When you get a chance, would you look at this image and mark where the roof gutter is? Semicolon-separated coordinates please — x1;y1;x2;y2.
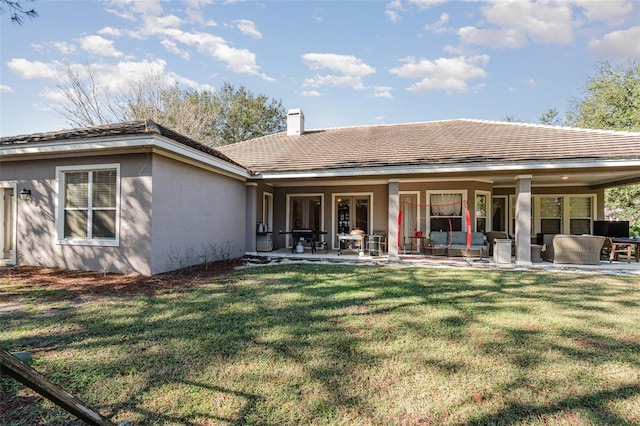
256;158;640;180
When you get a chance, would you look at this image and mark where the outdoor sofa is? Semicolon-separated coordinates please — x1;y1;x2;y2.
551;234;606;265
427;231;487;258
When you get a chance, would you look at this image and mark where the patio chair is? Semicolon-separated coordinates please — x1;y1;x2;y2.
603;237;633;263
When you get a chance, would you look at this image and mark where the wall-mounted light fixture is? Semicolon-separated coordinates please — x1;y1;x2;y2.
561;175;569;180
19;188;32;201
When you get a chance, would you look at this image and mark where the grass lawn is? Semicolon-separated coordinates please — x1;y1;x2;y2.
1;264;640;425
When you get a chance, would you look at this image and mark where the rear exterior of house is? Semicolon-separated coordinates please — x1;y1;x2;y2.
220;110;640;263
0;121;248;275
2;112;640;274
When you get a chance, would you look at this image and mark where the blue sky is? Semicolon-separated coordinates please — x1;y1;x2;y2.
1;0;639;137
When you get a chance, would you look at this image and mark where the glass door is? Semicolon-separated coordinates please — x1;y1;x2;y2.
335;195;369;249
290;196;321;231
336;196;369;233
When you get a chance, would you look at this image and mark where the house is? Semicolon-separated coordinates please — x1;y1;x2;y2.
0;120;250;275
2;110;640;274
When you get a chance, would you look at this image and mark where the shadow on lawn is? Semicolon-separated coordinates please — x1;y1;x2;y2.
463;384;640;426
2;263;640;425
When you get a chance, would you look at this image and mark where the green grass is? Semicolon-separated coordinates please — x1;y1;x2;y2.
1;264;640;425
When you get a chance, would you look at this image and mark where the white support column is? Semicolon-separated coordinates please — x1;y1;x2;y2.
245;183;258;255
515;175;532;265
388;179;400;260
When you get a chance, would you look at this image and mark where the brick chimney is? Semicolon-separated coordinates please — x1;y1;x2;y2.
287;108;304;136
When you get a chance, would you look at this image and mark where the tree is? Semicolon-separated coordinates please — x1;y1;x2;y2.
566;59;640;226
566;60;640;131
122;73;216;145
539;108;563;126
209;83;286;146
54;65;286;146
1;0;37;24
54;64;125;127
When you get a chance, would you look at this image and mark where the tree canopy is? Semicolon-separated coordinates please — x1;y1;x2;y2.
563;59;640;226
566;60;640;132
55;66;286;147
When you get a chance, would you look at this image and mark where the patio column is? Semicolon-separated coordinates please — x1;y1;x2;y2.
515;175;532;265
388;179;400;260
245;182;258;255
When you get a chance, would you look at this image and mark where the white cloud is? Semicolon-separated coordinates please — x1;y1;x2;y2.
371;86;393;98
98;1;268;80
162;28;272;80
302;53;375;76
523;78;536;88
53;42;76;55
458;1;575;49
79;35;123;57
387;0;445;22
7;58;59;80
302;53;375;90
588;26;640;59
573;0;633;25
458;26;528;49
184;0;214;24
98;27;123;37
235;19;262;39
161;39;190;59
385;0;403;23
300;90;321;97
0;85;14;93
424;12;450;34
408;0;446;9
105;0;163;20
390;55;490;93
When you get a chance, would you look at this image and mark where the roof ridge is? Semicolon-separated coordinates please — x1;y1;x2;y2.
457;118;640;135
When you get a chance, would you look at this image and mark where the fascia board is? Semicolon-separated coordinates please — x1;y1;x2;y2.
0;134;251;180
256;159;640;180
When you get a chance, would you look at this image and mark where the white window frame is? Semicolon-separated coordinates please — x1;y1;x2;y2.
491;195;508;234
567;195;596;235
475;190;492;233
509;194;597;236
399;190;421;237
285;193;324;248
0;182;18;266
55;164;121;247
426;190;468;234
263;192;273;232
331;192;374;250
537;196;564;235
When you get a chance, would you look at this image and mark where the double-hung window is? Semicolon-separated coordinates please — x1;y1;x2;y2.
57;164;120;246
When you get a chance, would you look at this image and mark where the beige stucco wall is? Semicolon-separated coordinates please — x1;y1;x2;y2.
0;154;153;274
149;154;245;274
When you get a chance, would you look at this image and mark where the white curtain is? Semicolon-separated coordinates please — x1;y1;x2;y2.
430;193;462;216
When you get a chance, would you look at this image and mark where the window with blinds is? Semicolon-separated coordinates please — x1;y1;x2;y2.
569;197;592;235
59;165;119;243
540;197;562;234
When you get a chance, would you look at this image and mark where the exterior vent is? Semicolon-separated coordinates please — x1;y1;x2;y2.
287;108;304;136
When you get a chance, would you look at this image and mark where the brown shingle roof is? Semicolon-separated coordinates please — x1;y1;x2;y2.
1;119;242;168
217;119;640;173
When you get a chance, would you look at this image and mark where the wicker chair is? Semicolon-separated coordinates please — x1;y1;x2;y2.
552;235;606;265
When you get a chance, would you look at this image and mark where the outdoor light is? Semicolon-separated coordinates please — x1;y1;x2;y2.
561;175;569;180
19;188;32;201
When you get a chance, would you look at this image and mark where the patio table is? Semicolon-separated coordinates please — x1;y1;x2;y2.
337;233;365;256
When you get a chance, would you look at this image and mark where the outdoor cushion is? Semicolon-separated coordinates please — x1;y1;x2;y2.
430;231;449;247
